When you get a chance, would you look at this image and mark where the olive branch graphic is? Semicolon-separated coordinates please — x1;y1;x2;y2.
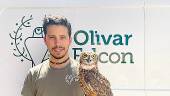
9;15;33;63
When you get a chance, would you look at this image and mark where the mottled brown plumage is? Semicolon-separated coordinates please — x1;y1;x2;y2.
79;52;113;96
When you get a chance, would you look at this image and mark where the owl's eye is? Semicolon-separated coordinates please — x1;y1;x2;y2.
91;54;96;59
82;53;88;58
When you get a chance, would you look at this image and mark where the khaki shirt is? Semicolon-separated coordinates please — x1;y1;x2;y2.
21;58;84;96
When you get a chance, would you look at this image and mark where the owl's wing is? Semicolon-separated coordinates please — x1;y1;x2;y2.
87;71;113;96
98;72;111;87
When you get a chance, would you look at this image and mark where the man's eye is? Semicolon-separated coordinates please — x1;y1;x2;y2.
49;36;55;39
60;36;66;39
48;36;55;38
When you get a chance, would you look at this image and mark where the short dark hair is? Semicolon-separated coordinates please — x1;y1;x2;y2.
43;16;71;37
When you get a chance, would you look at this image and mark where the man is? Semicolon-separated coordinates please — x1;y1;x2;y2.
21;16;84;96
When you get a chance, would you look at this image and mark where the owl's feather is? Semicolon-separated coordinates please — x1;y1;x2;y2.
79;52;113;96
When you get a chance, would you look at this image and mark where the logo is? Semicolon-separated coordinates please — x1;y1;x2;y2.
9;15;49;67
9;15;135;66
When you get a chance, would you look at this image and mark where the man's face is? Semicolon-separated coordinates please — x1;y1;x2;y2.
44;25;71;59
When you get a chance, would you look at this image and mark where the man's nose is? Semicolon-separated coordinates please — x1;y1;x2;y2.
54;38;61;45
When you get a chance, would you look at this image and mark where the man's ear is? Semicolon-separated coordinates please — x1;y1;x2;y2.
69;37;72;44
43;36;47;45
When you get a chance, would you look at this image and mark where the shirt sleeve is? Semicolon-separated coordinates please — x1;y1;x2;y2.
21;70;36;96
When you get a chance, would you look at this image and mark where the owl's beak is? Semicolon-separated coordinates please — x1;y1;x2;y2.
86;56;91;63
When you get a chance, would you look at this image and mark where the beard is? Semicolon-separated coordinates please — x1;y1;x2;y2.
50;45;69;59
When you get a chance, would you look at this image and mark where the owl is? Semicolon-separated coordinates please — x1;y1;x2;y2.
79;52;113;96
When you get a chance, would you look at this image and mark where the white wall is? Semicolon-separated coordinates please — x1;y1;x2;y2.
0;0;170;96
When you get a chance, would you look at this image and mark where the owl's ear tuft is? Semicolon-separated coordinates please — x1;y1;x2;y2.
80;52;84;57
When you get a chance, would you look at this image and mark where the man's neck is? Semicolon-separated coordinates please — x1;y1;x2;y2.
49;54;70;69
